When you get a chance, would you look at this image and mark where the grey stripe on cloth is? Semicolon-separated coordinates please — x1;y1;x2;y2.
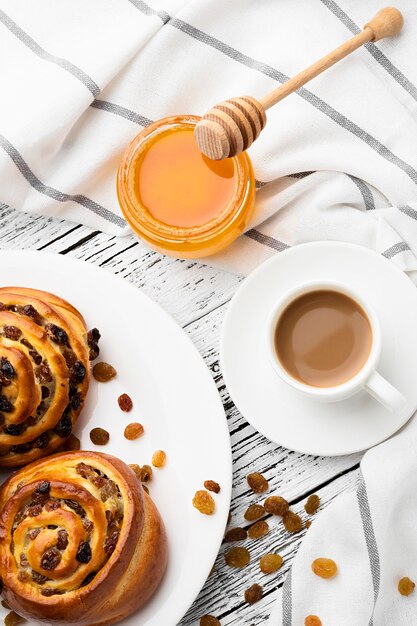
245;229;289;252
347;174;376;210
91;100;153;127
282;569;292;626
382;241;410;259
0;134;126;228
255;179;267;189
0;10;100;97
399;205;417;221
357;478;380;626
288;171;315;179
127;0;170;24
320;0;417;102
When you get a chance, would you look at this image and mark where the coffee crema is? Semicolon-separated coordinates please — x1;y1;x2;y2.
274;290;372;388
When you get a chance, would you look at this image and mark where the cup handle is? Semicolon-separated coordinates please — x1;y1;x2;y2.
363;370;406;413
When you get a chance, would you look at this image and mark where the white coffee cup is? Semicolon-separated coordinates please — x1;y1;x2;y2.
265;279;406;412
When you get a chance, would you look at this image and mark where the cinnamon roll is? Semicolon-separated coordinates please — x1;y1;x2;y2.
0;287;99;466
0;451;167;625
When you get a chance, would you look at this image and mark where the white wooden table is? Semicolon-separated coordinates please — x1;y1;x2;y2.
0;204;363;625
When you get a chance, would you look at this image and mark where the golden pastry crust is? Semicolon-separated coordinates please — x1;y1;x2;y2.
0;287;99;466
0;451;168;626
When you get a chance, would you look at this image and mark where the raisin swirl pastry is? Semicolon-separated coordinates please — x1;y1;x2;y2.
0;287;100;466
0;451;167;625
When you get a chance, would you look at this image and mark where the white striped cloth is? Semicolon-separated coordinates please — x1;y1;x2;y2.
0;0;417;279
269;415;417;626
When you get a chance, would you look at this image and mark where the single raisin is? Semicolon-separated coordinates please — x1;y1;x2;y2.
89;344;100;361
83;519;94;533
19;554;29;567
27;505;42;517
260;553;283;574
63;433;80;451
244;583;263;604
124;422;144;440
311;558;338;579
81;572;96;586
304;494;320;515
56;529;68;550
224;527;247;542
4;611;26;626
36;363;52;383
247;472;269;493
283;511;303;533
140;465;153;483
398;577;415;596
204;480;220;494
0;397;14;413
90;427;109;445
4;424;24;435
76;541;92;563
41;588;58;596
200;616;221;626
118;393;133;412
45;323;68;345
70;361;86;384
92;362;116;383
33;432;50;449
305;617;322;626
54;413;72;438
3;326;22;340
37;481;50;495
193;490;215;515
45;500;60;512
21;304;42;324
29;350;42;365
129;464;141;479
87;328;101;344
70;392;82;411
264;496;289;516
0;357;14;379
248;520;269;539
104;531;120;556
224;547;250;568
41;549;61;571
28;528;41;540
152;450;167;468
64;499;85;516
244;504;265;521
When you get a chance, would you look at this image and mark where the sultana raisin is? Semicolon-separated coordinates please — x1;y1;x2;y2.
204;480;220;494
283;511;303;533
90;427;109;445
118;393;133;412
305;617;322;626
248;520;269;539
260;553;283;574
311;558;338;579
264;496;289;516
244;504;265;521
398;577;415;596
63;434;81;451
247;472;268;493
244;583;263;604
140;465;153;483
152;450;167;468
76;541;92;563
200;616;221;626
41;549;61;571
224;546;250;568
224;527;247;542
124;422;144;440
193;490;215;515
129;464;141;479
4;612;26;626
92;362;117;383
304;494;320;515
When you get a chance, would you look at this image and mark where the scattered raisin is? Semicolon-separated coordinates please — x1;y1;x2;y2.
41;549;61;571
204;480;220;493
81;571;96;586
4;611;26;626
29;350;42;365
28;529;40;540
304;494;320;515
129;464;141;479
45;324;68;345
3;326;22;340
224;547;250;568
0;397;14;413
124;422;144;440
36;363;52;383
33;432;50;449
40;588;58;597
398;577;415;596
118;393;133;412
27;505;42;517
45;500;60;512
64;499;85;516
140;465;153;483
264;496;289;516
152;450;167;468
244;504;265;521
283;511;303;533
76;541;92;563
87;328;101;360
260;553;283;574
248;520;269;539
63;434;80;451
193;490;215;515
247;472;269;493
200;616;221;626
54;413;72;438
244;583;263;604
224;527;247;542
93;362;116;383
0;357;14;379
305;617;322;626
83;519;94;533
90;427;109;445
70;361;86;385
104;531;120;556
37;481;50;495
4;424;24;435
56;529;68;550
19;554;29;567
21;304;42;324
311;558;338;579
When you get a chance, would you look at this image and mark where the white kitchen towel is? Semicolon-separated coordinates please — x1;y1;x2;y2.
268;414;417;626
1;0;417;278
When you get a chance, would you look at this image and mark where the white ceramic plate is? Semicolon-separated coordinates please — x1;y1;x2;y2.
221;242;417;456
0;250;232;626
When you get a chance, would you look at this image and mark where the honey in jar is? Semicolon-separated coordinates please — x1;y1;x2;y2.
117;115;255;258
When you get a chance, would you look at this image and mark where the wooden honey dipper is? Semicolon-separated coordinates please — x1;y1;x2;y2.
194;7;404;160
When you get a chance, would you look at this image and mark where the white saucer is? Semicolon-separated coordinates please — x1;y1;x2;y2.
220;242;417;456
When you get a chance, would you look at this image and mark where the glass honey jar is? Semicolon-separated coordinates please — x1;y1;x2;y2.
117;115;255;258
